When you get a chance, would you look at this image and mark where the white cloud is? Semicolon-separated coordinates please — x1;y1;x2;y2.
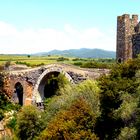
0;21;18;36
0;21;116;54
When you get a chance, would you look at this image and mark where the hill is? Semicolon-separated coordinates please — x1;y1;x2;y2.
34;48;116;58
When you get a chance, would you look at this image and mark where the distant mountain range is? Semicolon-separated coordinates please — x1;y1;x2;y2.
34;48;116;58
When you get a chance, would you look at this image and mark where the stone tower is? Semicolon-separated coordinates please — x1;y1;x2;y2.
116;14;139;62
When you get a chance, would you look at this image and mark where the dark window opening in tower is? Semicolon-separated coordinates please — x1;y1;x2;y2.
15;82;23;106
118;58;122;63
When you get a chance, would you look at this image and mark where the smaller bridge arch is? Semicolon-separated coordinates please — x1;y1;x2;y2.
14;82;24;106
33;67;73;104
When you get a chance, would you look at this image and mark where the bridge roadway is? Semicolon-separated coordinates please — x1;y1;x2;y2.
8;63;109;78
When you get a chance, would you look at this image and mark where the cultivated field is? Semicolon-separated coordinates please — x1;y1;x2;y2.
0;54;115;68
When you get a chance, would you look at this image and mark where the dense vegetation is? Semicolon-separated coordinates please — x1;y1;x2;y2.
96;58;140;139
1;57;140;139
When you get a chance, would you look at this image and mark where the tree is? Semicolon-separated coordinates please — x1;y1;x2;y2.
27;55;31;58
39;98;99;140
15;105;46;140
40;80;100;139
95;58;140;140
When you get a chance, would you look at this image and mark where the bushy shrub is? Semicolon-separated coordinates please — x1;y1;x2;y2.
44;80;100;123
57;57;69;61
15;61;31;67
41;80;100;139
81;61;110;69
39;98;99;140
117;127;137;140
15;105;46;140
7;114;17;131
72;58;88;61
73;61;83;66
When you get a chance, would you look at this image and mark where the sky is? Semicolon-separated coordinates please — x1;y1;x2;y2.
0;0;140;54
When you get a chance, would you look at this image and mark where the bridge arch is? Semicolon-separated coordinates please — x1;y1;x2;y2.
33;67;73;104
14;82;24;106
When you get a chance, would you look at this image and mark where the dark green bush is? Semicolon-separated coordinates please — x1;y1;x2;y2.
80;61;111;69
73;61;83;66
15;105;46;140
57;57;69;61
15;61;31;67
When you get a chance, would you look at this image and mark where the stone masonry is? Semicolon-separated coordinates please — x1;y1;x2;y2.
117;14;140;62
2;64;109;107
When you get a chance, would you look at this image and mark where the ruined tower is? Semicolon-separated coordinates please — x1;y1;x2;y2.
116;14;139;62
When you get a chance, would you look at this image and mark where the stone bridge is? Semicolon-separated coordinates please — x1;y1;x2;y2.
3;64;109;107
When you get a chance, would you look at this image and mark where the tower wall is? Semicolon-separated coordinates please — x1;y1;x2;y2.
116;14;138;62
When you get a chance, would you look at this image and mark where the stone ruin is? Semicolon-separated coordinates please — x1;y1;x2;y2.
116;14;140;62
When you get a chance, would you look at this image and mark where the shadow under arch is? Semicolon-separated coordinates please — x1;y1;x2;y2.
38;71;60;99
33;68;73;104
14;82;24;106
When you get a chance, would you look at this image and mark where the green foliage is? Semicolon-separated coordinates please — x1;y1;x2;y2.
0;109;4;120
15;105;46;140
7;114;17;131
15;61;31;67
118;127;137;140
27;55;30;58
72;58;88;61
15;61;45;67
3;57;140;139
44;80;100;125
43;73;70;100
39;98;99;140
95;58;140;139
78;60;113;69
135;73;140;139
57;57;69;61
39;80;100;139
73;61;83;66
56;73;71;93
0;54;116;68
40;79;101;140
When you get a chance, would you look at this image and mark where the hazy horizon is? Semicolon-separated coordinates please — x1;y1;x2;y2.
0;48;116;55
